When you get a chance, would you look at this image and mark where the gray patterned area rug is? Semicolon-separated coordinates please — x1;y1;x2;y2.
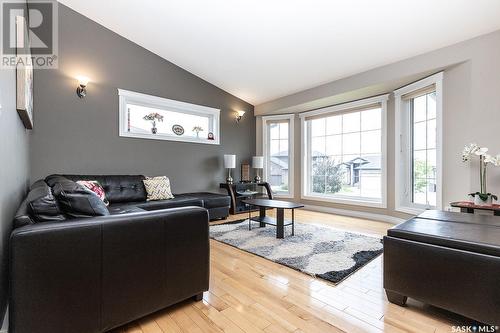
210;219;383;284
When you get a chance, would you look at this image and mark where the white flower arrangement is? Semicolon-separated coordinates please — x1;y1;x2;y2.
462;143;500;204
192;126;204;133
192;126;204;138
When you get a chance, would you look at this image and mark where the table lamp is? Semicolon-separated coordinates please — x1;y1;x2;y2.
252;156;264;183
224;154;236;184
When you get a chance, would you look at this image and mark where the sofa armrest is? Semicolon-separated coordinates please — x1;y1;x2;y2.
10;206;209;333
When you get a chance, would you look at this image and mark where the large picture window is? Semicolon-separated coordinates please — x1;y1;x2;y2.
119;89;220;145
300;95;388;207
394;72;443;214
262;114;295;197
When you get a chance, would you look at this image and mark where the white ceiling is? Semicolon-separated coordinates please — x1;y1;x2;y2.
58;0;500;105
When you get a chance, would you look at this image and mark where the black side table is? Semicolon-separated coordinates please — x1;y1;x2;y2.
220;182;273;214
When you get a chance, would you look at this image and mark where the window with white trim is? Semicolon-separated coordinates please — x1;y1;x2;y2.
300;95;388;207
119;89;220;145
394;73;443;214
262;114;294;197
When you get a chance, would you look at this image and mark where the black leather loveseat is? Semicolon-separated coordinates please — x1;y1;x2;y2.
10;174;228;333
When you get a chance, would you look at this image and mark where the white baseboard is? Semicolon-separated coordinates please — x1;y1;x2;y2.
303;204;405;225
0;307;7;333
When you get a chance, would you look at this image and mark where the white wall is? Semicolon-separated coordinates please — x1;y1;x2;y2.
0;67;31;327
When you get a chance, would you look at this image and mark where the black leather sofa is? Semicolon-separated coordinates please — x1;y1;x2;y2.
384;210;500;325
14;174;230;228
9;174;228;333
60;174;230;221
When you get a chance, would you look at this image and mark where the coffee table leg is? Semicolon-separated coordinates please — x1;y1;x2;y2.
259;206;266;227
292;209;295;236
248;207;251;230
276;208;284;239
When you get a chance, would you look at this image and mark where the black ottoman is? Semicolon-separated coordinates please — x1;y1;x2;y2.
384;210;500;325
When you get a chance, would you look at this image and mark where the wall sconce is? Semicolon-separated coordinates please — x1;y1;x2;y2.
235;110;245;122
76;76;90;98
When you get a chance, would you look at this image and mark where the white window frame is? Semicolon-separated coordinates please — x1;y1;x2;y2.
118;89;220;145
262;114;295;198
394;72;443;215
299;94;389;208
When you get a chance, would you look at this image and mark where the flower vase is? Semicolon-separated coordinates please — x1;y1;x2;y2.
474;194;492;206
151;121;157;134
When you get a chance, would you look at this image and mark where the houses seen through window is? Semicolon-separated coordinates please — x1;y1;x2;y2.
267;121;290;193
305;106;383;203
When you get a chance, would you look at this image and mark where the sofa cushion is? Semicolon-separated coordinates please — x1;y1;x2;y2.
181;192;230;209
14;198;35;229
107;205;146;215
135;195;203;211
26;180;66;222
52;175;147;204
48;176;110;218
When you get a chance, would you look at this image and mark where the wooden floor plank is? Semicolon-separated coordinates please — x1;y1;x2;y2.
137;315;164;333
154;312;183;333
183;304;224;333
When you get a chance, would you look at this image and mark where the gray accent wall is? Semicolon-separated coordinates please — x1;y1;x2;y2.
31;4;255;192
0;67;30;325
256;29;500;220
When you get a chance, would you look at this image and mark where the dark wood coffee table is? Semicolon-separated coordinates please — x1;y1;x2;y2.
242;199;304;238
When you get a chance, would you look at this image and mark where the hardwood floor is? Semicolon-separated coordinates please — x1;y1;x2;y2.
112;210;468;333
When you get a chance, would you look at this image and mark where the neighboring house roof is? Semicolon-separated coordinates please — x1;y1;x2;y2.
344;155;381;170
270;156;289;170
288;153;381;171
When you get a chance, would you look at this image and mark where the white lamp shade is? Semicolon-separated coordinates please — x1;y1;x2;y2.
223;154;236;168
252;156;264;169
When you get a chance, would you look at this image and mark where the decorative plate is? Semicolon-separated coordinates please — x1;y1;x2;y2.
172;124;184;136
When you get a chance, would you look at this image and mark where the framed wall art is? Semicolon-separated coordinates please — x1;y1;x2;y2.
15;15;34;129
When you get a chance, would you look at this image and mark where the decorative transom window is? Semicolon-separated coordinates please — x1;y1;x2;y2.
300;95;388;208
118;89;220;145
394;72;443;214
262;114;295;197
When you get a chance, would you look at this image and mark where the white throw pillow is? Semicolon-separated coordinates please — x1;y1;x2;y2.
143;176;174;201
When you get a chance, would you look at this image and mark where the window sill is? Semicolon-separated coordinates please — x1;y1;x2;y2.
301;194;386;209
395;205;427;216
273;192;294;199
119;131;220;145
